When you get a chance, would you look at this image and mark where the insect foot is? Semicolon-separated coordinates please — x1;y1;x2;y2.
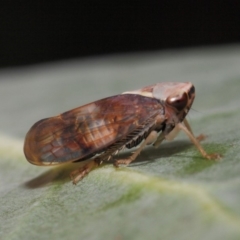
204;153;222;161
114;158;133;168
196;134;207;142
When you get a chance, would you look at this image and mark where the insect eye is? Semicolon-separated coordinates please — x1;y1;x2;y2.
166;92;188;111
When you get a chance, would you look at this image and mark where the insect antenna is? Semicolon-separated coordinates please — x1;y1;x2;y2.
190;107;201;113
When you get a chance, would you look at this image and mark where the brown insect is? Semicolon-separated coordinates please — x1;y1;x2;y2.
24;82;220;184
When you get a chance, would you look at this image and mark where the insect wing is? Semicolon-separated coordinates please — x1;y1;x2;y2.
24;94;163;166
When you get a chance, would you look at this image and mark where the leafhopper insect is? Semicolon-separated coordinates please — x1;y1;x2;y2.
24;82;220;184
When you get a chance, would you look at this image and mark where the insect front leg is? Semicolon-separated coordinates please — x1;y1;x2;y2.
114;130;158;167
70;158;101;184
177;122;221;160
153;119;206;149
183;119;207;142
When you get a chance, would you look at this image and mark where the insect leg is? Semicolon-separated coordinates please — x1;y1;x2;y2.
183;119;207;142
177;122;221;160
154;121;182;147
154;119;207;149
114;130;158;167
70;159;101;184
183;118;194;135
153;131;165;148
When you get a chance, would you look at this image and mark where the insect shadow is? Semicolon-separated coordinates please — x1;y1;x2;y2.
23;140;193;189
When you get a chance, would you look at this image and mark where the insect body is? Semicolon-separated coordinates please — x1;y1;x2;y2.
24;82;220;184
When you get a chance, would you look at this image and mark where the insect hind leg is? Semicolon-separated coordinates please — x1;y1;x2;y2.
114;130;158;167
70;158;101;184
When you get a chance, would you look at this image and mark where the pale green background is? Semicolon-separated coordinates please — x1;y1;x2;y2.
0;45;240;240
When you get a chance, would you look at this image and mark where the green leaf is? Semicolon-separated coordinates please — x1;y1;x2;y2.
1;45;240;240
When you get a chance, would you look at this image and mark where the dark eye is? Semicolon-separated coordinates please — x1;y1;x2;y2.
166;92;188;111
